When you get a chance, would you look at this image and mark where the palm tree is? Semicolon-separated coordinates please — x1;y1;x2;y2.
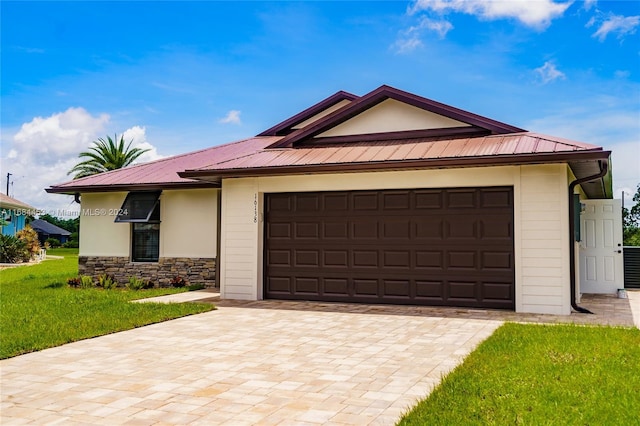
68;134;150;179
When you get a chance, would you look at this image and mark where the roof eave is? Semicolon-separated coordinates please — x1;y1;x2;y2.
46;181;220;195
180;150;611;180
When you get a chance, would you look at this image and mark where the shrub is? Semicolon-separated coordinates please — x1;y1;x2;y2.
79;275;94;289
127;276;146;291
0;235;29;263
62;240;79;248
16;226;41;259
67;277;81;288
170;276;187;287
97;274;117;290
45;238;61;248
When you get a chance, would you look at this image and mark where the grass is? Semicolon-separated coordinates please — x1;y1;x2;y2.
398;322;640;425
0;248;215;359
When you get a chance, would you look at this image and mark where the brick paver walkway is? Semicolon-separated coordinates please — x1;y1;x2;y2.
2;291;637;425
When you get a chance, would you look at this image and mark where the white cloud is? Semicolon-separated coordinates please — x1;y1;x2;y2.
525;105;640;198
409;0;570;30
0;109;164;216
121;126;165;163
590;14;640;41
219;110;242;125
534;61;566;84
582;0;597;12
393;17;452;53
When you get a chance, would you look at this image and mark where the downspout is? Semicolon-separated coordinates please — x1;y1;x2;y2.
215;189;222;290
568;159;608;314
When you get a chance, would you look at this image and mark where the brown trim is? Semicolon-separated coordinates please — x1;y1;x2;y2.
45;181;219;194
299;126;490;146
258;91;358;136
179;150;611;179
267;85;527;149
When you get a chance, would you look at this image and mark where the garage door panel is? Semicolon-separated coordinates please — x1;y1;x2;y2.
267;222;292;239
415;220;445;239
324;193;349;211
295;194;320;211
268;250;291;267
295;277;320;294
353;250;379;268
383;192;411;210
265;187;514;309
481;189;512;208
449;281;478;300
383;220;411;239
294;250;319;267
354;279;379;296
295;222;319;239
324;278;349;295
353;192;378;210
323;250;349;268
482;282;513;301
323;222;348;239
383;250;411;268
448;218;478;239
415;190;443;209
416;251;444;269
383;280;411;297
448;251;477;269
267;276;292;294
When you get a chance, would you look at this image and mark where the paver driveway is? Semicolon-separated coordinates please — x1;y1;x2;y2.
1;301;502;425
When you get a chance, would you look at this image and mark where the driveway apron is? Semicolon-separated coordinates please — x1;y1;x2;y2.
1;302;501;425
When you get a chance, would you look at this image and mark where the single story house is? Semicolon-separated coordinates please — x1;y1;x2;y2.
47;85;623;315
30;219;72;245
0;193;36;236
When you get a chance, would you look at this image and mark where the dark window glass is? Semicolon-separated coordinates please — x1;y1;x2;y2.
132;223;160;262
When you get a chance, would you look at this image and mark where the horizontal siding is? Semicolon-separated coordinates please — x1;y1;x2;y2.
220;179;259;300
518;164;569;315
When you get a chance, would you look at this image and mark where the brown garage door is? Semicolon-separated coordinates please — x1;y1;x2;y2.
264;187;514;309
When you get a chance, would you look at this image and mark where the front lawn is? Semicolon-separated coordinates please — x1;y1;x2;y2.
398;322;640;425
0;249;214;359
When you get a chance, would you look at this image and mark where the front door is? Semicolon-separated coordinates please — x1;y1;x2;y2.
579;199;624;293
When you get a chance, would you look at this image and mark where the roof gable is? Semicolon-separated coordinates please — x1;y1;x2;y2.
268;85;526;149
258;91;358;136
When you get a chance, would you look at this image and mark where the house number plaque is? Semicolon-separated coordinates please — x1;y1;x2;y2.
253;194;258;223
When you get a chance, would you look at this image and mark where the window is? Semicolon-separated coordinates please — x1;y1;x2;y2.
132;223;160;262
115;192;161;262
115;191;161;222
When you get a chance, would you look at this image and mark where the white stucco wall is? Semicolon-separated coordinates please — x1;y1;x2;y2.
80;188;218;259
79;192;130;256
318;99;470;137
219;163;573;315
161;189;218;258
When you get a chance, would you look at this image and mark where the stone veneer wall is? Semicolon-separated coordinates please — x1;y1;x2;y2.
79;256;216;287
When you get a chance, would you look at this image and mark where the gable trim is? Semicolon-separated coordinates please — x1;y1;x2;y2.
258;91;358;136
267;85;526;149
301;126;491;146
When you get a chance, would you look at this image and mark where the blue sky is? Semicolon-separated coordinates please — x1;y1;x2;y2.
1;0;639;213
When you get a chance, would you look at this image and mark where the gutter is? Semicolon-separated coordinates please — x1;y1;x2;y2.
568;159;608;314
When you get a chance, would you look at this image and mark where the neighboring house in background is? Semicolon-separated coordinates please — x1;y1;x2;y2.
47;85;623;315
0;193;35;236
30;219;72;245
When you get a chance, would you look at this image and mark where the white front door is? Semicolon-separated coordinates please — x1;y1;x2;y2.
579;199;624;294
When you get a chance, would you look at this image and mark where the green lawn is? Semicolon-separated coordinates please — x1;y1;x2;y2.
398;322;640;425
0;248;214;359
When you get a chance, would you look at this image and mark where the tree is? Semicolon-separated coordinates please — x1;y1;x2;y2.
623;184;640;246
68;134;150;179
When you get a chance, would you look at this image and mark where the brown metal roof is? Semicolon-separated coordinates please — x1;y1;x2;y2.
46;137;280;193
182;132;604;175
